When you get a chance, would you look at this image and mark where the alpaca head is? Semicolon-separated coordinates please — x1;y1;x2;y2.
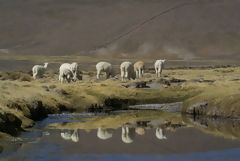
44;62;48;68
72;75;77;82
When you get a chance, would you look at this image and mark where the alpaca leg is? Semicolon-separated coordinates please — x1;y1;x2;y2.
158;70;161;78
97;70;101;79
141;69;144;78
138;69;142;78
60;77;64;83
158;67;162;78
160;68;163;77
135;71;139;79
106;72;110;79
121;70;125;81
33;73;37;80
59;74;62;81
155;68;158;77
125;71;128;80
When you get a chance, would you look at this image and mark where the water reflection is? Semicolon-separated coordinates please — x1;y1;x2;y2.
60;129;79;142
58;121;170;143
156;128;167;140
97;128;113;140
122;125;135;144
53;112;240;144
2;111;240;160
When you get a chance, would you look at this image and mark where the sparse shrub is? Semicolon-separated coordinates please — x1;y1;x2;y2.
0;72;32;81
22;84;31;87
45;69;58;78
87;71;95;77
42;86;49;91
49;85;57;89
19;73;32;81
56;89;69;95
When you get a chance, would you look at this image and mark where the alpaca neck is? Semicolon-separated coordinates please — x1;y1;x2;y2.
44;64;48;68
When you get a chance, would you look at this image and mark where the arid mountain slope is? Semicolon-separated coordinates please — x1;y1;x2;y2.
0;0;239;59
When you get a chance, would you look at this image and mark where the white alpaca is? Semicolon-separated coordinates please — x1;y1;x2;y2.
59;64;76;83
121;126;135;144
32;63;48;79
154;59;166;78
134;61;144;79
60;129;79;142
70;62;78;79
60;63;78;78
120;61;135;81
96;62;114;80
155;128;167;140
97;128;113;140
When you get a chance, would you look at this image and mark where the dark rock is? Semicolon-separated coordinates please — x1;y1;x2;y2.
104;98;137;110
87;104;112;113
28;100;48;120
169;78;186;83
135;81;150;88
187;102;208;116
0;113;23;136
121;81;150;88
159;79;171;86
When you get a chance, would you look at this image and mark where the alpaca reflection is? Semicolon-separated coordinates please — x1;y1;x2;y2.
60;129;79;142
122;125;135;144
97;128;113;140
155;128;167;140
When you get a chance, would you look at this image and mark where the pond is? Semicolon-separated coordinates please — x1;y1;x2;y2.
1;111;240;161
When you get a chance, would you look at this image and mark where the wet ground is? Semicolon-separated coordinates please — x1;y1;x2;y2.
1;111;240;161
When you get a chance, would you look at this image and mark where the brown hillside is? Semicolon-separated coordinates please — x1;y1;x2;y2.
0;0;239;59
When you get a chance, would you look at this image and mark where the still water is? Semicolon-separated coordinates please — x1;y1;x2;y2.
1;111;240;161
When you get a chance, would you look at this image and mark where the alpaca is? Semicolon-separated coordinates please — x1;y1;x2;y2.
70;62;78;79
59;64;76;83
154;59;166;78
120;61;135;81
60;63;79;80
96;61;115;80
32;63;48;79
134;61;144;79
